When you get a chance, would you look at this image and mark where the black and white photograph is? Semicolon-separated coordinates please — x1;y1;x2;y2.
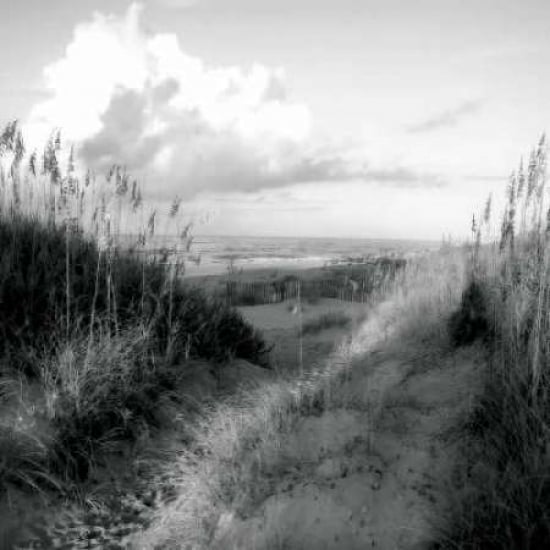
0;1;549;548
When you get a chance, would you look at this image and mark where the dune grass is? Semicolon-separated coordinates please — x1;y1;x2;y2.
135;248;466;549
436;135;550;549
0;117;474;548
0;121;270;500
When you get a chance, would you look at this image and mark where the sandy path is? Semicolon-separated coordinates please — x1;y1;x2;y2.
211;337;481;549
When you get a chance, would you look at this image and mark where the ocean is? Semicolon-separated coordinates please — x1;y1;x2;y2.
141;235;440;277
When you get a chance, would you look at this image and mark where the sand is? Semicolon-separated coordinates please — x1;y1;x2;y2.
2;296;366;549
4;282;481;550
209;317;482;549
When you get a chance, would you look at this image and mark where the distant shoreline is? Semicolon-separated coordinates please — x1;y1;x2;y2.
134;234;441;278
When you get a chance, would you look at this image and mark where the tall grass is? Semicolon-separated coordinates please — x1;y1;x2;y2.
0;120;269;497
135;248;466;549
437;135;550;549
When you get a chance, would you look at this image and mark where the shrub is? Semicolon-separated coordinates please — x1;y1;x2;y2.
0;214;157;373
155;287;271;367
44;329;174;481
0;215;270;374
0;120;271;490
448;279;490;346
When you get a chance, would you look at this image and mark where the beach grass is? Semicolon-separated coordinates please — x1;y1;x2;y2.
0;117;476;549
135;245;466;549
434;135;550;549
0;121;270;506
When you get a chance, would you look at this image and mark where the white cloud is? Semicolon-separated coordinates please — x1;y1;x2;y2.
25;2;441;200
152;0;198;8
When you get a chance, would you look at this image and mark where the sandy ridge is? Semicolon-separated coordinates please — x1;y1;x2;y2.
211;319;481;549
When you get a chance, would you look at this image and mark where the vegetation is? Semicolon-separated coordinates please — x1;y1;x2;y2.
299;310;352;335
0;121;269;498
436;135;550;549
447;279;489;346
5;113;526;549
223;261;405;306
135;242;464;549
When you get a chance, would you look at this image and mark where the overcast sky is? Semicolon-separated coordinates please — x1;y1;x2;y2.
1;0;549;239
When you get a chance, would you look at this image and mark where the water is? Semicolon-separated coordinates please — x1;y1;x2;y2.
138;234;439;277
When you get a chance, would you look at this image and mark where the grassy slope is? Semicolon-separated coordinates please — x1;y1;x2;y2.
0;122;271;547
8;118;550;549
134;248;467;549
434;137;550;549
0;121;415;548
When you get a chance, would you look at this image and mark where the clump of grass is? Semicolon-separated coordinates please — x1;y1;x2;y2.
0;120;270;495
0;377;62;495
44;327;180;481
0;420;60;494
447;279;490;346
435;135;550;549
299;311;352;335
434;366;550;550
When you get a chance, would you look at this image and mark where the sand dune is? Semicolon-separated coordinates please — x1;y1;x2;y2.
210;334;481;549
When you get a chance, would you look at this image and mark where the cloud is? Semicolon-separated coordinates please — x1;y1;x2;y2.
26;3;442;199
363;167;444;187
0;87;51;100
152;0;198;9
407;99;483;133
462;174;506;182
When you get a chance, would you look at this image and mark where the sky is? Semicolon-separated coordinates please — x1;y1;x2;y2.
1;0;549;239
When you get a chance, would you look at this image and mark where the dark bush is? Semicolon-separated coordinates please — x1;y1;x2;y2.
0;215;270;373
448;279;489;346
152;286;271;367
